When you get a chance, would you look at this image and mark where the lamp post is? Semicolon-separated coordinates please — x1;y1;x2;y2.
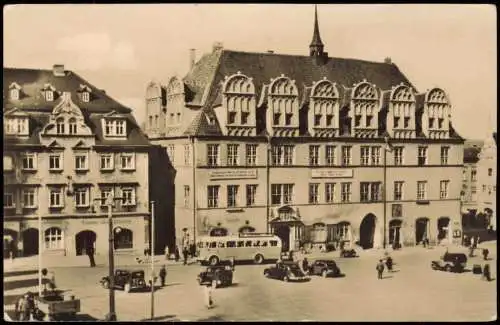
383;135;393;250
38;214;43;298
266;134;272;234
150;201;155;320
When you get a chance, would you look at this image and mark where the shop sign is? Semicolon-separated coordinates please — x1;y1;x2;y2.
209;169;257;180
311;169;353;179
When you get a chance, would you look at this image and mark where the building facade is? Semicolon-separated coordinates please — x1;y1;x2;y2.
3;65;151;258
461;142;482;215
476;133;497;230
147;7;465;251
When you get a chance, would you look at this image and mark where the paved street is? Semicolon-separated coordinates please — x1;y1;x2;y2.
4;242;497;321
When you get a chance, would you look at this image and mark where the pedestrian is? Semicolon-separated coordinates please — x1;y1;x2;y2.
376;259;385;279
482;264;491;281
204;283;214;309
19;293;31;321
164;245;170;260
159;265;167;287
182;246;189;265
482;248;489;261
476;236;480;248
175;246;180;262
302;257;309;274
17;240;23;258
386;256;393;272
469;245;475;257
470;236;475;249
15;295;24;321
463;234;468;247
87;247;96;267
422;237;427;248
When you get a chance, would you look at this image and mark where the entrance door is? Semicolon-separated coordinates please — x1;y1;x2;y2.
389;220;402;248
274;225;290;252
437;217;450;242
23;228;39;256
359;214;376;249
415;218;429;244
75;230;97;256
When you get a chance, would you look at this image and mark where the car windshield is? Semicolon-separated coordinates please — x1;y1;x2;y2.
325;261;336;267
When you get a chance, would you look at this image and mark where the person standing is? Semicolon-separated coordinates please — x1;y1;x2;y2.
182;246;189;265
386;256;394;272
462;234;468;247
470;236;475;249
204;283;214;309
376;259;385;279
159;265;167;287
482;248;489;261
302;257;309;275
175;246;180;262
87;247;96;267
17;240;23;258
482;264;491;281
164;245;170;260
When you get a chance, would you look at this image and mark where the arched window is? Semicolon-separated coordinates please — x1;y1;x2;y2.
56;118;65;134
239;226;256;234
114;228;133;249
155;115;159;128
68;118;77;135
209;227;228;237
10;89;19;100
44;227;63;249
149;116;153;128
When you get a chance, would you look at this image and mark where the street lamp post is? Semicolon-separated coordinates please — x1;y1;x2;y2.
38;214;43;298
266;134;272;234
150;201;155;320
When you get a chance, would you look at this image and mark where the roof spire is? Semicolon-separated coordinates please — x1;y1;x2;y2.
309;4;324;57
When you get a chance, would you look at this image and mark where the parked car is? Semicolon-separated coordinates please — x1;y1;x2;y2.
264;261;309;282
340;249;357;258
197;264;234;288
431;252;467;273
308;259;342;278
100;269;149;293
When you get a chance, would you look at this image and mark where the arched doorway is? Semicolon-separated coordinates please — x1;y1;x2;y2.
415;218;430;244
389;220;402;248
209;227;228;237
274;225;290;252
75;230;97;256
437;217;450;242
23;228;39;256
359;214;377;249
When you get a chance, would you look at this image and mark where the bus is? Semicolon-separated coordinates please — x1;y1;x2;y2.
196;233;282;265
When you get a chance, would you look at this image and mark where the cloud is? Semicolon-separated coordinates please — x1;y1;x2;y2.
55;32;137;71
115;97;145;123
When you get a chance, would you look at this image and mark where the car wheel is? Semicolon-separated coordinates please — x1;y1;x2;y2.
102;280;110;289
264;270;269;278
283;276;289;282
209;256;219;266
254;254;264;264
124;283;131;293
322;270;328;278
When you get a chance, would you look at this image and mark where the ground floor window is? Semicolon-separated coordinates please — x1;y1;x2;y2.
210;227;228;237
309;223;327;243
44;227;63;249
114;228;133;249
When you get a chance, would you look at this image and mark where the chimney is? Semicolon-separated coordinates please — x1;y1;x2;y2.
384;57;392;64
212;42;223;52
267;50;274;54
189;49;196;69
53;64;65;77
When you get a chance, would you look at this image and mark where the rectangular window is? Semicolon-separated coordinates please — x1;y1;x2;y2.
246;144;257;166
228;112;236;124
438;118;444;129
417;181;427;201
167;145;175;164
81;92;90;102
271;184;282;205
360;182;370;202
366;115;373;127
121;187;136;206
207;144;220;166
45;91;54;102
309;145;320;166
273;113;281;125
404;117;410;128
104;120;113;136
120;153;135;170
325;145;336;166
488;168;493;176
100;154;114;170
285;113;293;125
22;188;36;208
4;192;15;208
440;180;449;199
418;147;427;166
49;188;63;207
309;183;319;204
227;185;239;207
22;153;36;170
246;184;257;207
207;185;220;208
241;112;249;125
115;120;126;136
393;147;404;166
325;183;335;203
271;184;294;205
371;147;381;166
341;183;352;203
341;146;351;166
283;146;294;166
355;115;362;127
75;152;89;171
271;145;283;166
314;115;321;126
440;146;449;165
49;153;62;171
429;118;435;129
360;147;370;166
393;117;400;128
370;183;381;201
184;145;191;166
184;185;190;208
100;188;113;206
283;184;294;204
75;187;89;207
227;144;239;166
326;115;333;126
471;169;477;181
394;181;404;201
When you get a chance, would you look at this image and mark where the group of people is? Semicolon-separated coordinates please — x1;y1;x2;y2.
376;253;395;280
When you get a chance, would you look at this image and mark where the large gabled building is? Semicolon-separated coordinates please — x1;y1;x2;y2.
3;65;152;258
147;6;465;252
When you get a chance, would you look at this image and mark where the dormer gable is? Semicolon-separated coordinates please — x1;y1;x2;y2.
77;84;93;102
41;83;57;101
72;140;93;149
308;77;340;137
101;111;128;138
3;108;29;136
387;83;417;139
164;76;186;127
8;82;22;100
349;80;381;138
47;140;65;149
41;92;92;137
421;87;451;139
266;74;300;137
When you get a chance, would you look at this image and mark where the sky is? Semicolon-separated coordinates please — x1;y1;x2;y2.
3;4;497;140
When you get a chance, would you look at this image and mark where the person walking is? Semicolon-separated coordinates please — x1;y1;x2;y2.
159;265;167;287
19;293;31;321
175;246;180;262
182;246;189;265
386;256;394;272
376;259;385;279
87;247;96;267
462;234;468;247
482;264;491;281
470;236;475;250
204;283;214;309
164;245;170;260
482;248;489;261
302;257;310;275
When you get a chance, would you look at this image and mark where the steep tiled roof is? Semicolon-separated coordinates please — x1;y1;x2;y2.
183;110;223;136
3;67;150;147
464;146;481;163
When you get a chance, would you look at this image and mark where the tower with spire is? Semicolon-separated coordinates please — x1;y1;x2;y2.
309;4;328;63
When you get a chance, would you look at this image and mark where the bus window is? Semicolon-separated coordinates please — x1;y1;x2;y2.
197;242;204;248
227;241;236;248
253;240;261;247
270;240;278;247
217;242;225;248
261;241;268;247
245;241;252;247
209;242;217;249
237;241;244;247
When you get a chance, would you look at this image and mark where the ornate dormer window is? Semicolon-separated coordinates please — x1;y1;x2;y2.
422;88;451;139
221;72;256;136
3;108;29;136
388;84;416;139
102;113;127;138
78;84;92;103
41;83;57;102
308;78;340;137
56;117;65;134
9;82;21;100
266;74;299;137
349;80;381;138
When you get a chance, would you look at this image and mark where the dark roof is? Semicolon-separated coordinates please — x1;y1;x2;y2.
464;147;481;163
3;67;150;147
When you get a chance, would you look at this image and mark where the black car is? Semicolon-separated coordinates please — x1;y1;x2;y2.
197;264;233;288
100;269;149;293
308;259;342;278
431;252;467;273
264;262;309;282
340;249;357;258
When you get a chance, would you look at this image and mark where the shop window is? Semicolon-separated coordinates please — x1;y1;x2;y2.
114;228;133;249
44;227;63;249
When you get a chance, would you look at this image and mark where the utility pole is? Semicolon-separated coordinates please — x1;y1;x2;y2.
150;201;155;320
38;214;42;298
266;134;271;234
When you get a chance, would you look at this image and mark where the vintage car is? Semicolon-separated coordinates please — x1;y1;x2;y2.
100;269;149;293
263;261;309;282
340;248;357;258
431;252;467;273
197;264;234;288
15;291;80;321
308;259;342;278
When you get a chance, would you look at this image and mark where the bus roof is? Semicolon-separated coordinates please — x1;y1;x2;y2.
197;234;281;241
